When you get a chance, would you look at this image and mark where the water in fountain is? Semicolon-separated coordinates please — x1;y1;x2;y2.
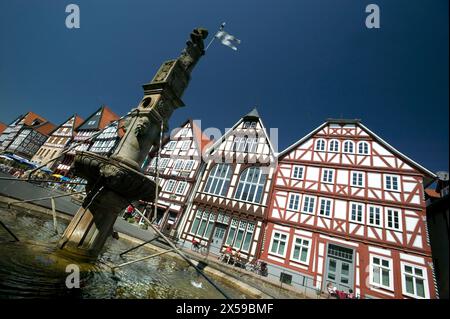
0;208;250;299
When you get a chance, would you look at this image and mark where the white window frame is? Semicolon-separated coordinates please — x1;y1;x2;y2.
329;139;340;153
173;159;185;171
164;179;176;193
203;164;232;197
165;141;177;151
301;195;316;215
287;193;301;212
351;171;365;188
384;174;400;192
290;235;311;265
369;254;394;291
343;140;355;153
367;204;383;227
315;139;326;151
269;231;289;258
291;165;305;180
322;168;335;184
350;202;365;224
175;181;188;195
400;262;429;299
318;198;332;217
357;141;370;155
385;208;402;231
234;167;267;204
183;160;195;171
180;140;191;151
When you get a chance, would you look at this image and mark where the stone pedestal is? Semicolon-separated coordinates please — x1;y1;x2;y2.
58;190;128;260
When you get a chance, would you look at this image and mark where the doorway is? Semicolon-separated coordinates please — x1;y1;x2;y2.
324;243;355;292
209;224;227;256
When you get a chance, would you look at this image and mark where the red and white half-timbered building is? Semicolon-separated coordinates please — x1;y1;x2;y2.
260;119;437;299
144;119;211;236
178;109;277;261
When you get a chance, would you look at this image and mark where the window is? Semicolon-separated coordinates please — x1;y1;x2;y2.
402;264;428;298
225;219;255;252
291;237;311;264
180;140;191;151
164;180;176;193
315;139;326;151
351;171;364;187
302;196;316;214
88;120;96;125
370;256;393;290
246;137;258;153
343;140;354;153
367;205;382;227
358;141;369;154
175;181;188;195
234;167;267;203
386;208;401;231
319;198;332;217
204;164;232;196
184;160;195;171
385;175;400;191
270;231;288;257
233;136;257;153
292;165;304;180
159;158;169;169
329;140;339;152
178;128;189;137
243;121;257;129
288;193;301;211
166;141;176;151
322;169;334;184
350;202;364;223
173;159;185;170
190;210;216;239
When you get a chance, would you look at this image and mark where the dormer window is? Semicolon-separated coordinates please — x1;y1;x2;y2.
31;119;42;126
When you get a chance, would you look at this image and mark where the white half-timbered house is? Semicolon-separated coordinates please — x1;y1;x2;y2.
260;119;438;299
178;109;277;262
143;119;211;236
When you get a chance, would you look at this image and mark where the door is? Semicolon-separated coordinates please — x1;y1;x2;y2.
209;224;227;256
324;244;355;292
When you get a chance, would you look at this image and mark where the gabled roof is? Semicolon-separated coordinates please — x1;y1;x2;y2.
0;122;6;134
76;105;120;131
48;114;85;136
204;107;277;156
279;119;436;179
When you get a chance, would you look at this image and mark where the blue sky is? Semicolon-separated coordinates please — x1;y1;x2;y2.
0;0;448;172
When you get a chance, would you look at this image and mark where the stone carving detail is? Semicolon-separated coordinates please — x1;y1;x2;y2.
179;28;209;73
134;117;150;137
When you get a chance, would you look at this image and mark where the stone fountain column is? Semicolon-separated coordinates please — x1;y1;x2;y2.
58;28;209;260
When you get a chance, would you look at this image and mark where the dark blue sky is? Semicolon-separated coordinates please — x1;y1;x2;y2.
0;0;448;172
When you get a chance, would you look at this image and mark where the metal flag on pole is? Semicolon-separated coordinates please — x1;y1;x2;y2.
205;22;241;51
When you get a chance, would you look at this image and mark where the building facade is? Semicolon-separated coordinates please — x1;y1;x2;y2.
55;105;119;175
260;119;438;299
88;120;124;157
143;119;211;236
31;114;84;169
425;176;449;299
178;109;277;261
0;112;55;159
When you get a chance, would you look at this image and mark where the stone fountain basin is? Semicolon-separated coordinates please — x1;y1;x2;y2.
72;151;159;203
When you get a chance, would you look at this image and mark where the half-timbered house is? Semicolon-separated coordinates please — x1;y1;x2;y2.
55;105;119;175
178;109;277;261
31;114;84;169
260;119;437;299
143;119;212;236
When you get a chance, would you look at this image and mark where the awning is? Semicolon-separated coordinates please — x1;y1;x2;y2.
3;153;37;168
